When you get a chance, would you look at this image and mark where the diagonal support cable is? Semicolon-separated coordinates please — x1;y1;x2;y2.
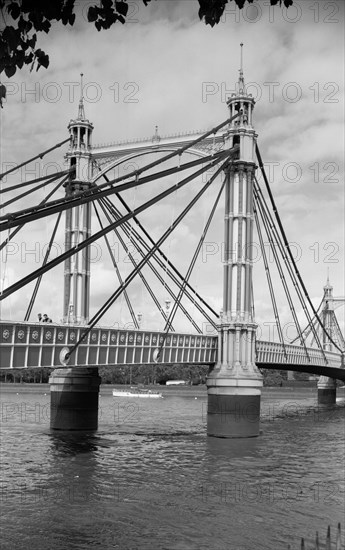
256;144;342;354
0;150;229;230
99;196;202;332
100;195;216;329
254;175;327;351
290;295;324;344
24;211;62;321
155;173;227;360
99;168;220;320
253;202;287;358
0;138;70;180
65;157;229;359
254;184;311;360
97;198;179;331
0;176;68;253
0;169;71;195
1;171;70;209
0;154;225;301
93;202;139;329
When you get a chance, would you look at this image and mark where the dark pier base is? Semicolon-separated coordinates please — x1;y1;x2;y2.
317;387;337;405
207;392;261;438
317;376;337;405
49;367;101;430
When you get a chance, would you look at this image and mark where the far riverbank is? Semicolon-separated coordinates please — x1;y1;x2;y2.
1;382;344;398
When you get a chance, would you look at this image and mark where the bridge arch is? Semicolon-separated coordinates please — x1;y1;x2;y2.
91;146;218;184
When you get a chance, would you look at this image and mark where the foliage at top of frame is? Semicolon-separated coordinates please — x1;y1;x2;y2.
0;0;293;79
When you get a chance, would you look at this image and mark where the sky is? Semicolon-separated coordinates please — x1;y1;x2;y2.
0;0;344;340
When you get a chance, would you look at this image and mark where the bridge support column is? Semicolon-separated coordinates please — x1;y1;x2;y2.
207;323;263;438
317;376;336;405
49;367;101;430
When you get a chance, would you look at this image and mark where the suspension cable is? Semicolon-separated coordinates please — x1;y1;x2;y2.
0;169;71;195
100;196;203;332
254;179;331;360
0;138;70;180
101;195;216;329
155;172;227;360
253;202;287;357
65;158;229;359
290;295;324;344
0;176;67;253
99;170;220;320
24;211;62;321
0;150;229;231
97;197;178;331
0;154;226;302
254;184;310;359
1;171;69;210
89;160;225;332
93;202;139;329
332;314;345;350
256;144;342;354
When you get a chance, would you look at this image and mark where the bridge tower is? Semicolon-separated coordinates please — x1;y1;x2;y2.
63;74;93;325
206;46;263;437
50;75;101;431
317;277;337;404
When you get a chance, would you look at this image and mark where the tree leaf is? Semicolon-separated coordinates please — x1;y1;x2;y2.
7;1;21;20
88;6;98;22
115;1;129;17
3;26;20;51
5;64;16;78
38;53;49;69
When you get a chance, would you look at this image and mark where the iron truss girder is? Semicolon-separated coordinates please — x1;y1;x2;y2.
91;129;227;164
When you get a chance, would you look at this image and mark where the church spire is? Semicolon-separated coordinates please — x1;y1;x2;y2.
78;72;85;120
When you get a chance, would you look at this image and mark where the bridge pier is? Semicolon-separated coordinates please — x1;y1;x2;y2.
317;376;337;405
49;367;101;430
205;66;264;438
207;375;262;438
207;323;263;438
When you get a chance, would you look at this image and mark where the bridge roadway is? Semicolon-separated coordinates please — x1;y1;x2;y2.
0;321;344;380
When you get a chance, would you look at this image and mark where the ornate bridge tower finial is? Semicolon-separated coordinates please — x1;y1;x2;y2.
63;73;94;325
78;72;86;120
239;42;245;94
152;125;161;143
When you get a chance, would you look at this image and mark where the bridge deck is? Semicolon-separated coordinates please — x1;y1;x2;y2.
0;322;343;379
0;321;217;369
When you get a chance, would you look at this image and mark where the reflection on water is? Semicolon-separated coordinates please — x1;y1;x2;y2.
0;388;344;550
48;432;101;455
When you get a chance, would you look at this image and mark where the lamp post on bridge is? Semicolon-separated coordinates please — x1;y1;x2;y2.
165;299;171;317
206;46;263;438
137;312;143;329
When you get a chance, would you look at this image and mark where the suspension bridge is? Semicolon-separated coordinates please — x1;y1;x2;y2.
0;50;344;436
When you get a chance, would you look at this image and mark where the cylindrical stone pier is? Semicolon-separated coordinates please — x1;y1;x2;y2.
207;371;262;438
49;367;101;430
317;375;337;405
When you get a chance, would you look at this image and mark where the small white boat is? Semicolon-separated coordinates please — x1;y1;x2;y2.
112;387;163;398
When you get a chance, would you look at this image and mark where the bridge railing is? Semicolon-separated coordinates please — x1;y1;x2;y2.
1;320;343;371
256;340;343;369
0;320;218;369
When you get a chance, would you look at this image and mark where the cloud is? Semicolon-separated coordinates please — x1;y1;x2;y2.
1;0;344;335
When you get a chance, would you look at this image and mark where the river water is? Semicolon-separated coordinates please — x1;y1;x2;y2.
0;385;344;550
